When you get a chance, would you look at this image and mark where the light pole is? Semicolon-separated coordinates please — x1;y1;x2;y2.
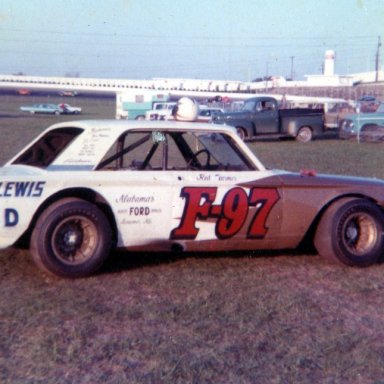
375;36;381;82
290;56;295;80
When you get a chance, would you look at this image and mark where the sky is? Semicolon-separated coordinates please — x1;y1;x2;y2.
0;0;383;81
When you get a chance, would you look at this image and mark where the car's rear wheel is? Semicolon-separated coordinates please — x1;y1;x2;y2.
296;126;313;142
31;198;113;278
314;198;384;267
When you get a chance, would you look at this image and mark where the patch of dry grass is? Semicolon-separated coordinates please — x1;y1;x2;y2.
1;95;384;383
251;138;384;179
2;251;384;383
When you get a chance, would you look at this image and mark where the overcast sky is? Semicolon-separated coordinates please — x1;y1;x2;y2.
0;0;383;81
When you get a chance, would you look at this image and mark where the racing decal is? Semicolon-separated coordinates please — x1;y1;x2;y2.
115;193;160;226
171;186;280;240
3;208;18;227
116;194;155;204
0;181;46;197
196;173;237;182
128;207;150;216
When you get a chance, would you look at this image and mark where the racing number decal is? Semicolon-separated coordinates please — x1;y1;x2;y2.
247;188;280;239
170;186;280;240
215;187;249;238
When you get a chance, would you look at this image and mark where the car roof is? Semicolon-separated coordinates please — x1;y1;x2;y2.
45;119;236;135
8;119;266;171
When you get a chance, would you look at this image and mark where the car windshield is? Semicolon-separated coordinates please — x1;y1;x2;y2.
97;130;256;171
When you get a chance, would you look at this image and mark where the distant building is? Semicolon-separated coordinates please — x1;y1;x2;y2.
305;50;383;87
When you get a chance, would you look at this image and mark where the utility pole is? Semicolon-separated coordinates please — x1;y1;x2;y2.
290;56;295;80
375;36;381;82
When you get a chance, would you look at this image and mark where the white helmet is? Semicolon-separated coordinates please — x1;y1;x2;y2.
173;97;199;121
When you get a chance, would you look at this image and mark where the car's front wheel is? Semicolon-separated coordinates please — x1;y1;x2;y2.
314;198;384;267
31;198;113;278
236;127;247;141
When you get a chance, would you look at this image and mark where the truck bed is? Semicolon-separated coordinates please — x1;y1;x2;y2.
279;108;324;117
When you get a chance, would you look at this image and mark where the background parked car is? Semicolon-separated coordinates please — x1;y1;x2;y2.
20;103;62;115
197;106;224;122
20;103;82;115
59;103;82;114
339;102;384;139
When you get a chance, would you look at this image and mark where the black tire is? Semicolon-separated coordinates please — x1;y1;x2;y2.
236;127;247;141
314;198;384;267
30;198;113;278
296;126;313;143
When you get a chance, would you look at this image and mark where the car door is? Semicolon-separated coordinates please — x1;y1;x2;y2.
167;131;283;251
103;170;174;249
96;130;175;249
252;100;279;134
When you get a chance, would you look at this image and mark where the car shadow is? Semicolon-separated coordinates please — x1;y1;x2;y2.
100;247;317;275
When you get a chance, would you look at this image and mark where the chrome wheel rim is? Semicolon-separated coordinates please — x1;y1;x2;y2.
342;212;378;256
51;216;98;265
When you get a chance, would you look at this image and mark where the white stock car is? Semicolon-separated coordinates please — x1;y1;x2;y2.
1;119;384;278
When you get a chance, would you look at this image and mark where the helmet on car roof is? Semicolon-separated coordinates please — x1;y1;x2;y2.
172;97;199;121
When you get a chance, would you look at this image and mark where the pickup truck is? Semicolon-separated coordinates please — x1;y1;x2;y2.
212;96;324;142
145;102;177;120
339;103;384;139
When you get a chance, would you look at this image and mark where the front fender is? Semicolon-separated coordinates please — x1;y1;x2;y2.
231;121;255;137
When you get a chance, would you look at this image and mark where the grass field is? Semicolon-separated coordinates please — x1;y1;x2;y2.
1;95;384;383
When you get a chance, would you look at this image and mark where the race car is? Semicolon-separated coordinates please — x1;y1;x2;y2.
1;118;384;278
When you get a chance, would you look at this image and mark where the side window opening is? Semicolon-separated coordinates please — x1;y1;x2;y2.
12;127;83;168
97;130;255;171
97;132;165;170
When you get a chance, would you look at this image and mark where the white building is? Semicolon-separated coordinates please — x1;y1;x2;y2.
305;50;383;87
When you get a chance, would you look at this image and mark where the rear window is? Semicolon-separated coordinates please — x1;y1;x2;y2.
12;127;83;168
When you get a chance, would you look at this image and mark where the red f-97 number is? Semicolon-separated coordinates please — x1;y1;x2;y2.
171;186;280;240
